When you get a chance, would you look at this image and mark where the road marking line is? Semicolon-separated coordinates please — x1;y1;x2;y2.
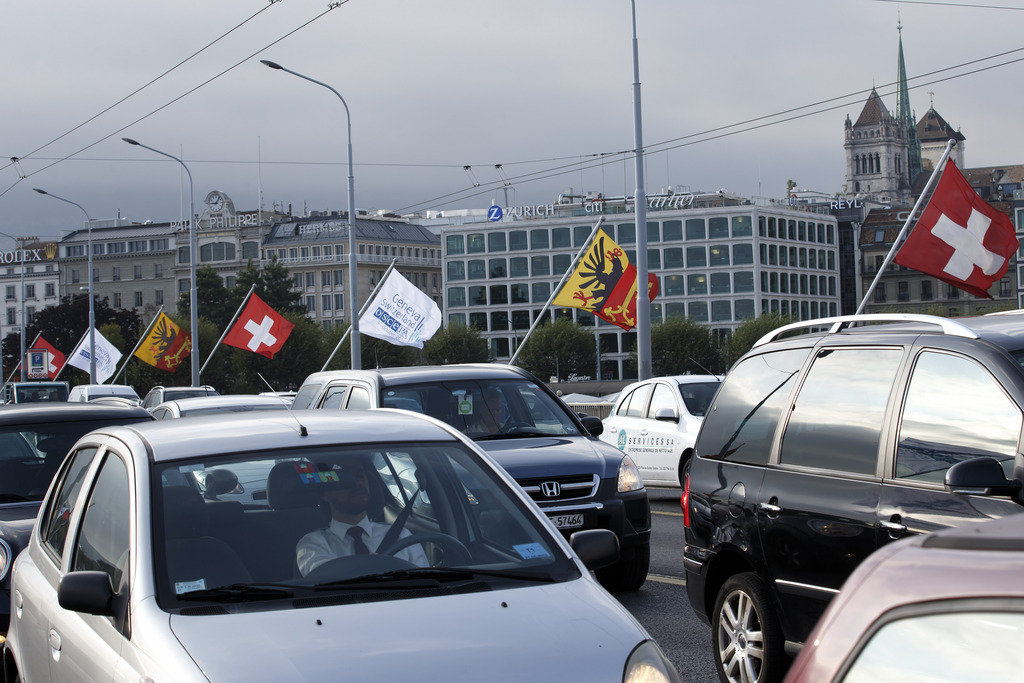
653;510;683;517
647;573;687;586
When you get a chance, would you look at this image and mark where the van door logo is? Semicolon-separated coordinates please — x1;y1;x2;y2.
541;481;561;497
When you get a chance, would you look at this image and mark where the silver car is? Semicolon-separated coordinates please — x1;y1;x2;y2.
6;410;679;682
601;375;721;487
149;394;292;420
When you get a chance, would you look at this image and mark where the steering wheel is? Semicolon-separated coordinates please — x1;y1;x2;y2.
381;532;472;566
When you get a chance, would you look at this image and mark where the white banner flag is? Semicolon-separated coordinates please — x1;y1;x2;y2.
68;328;123;383
358;270;442;349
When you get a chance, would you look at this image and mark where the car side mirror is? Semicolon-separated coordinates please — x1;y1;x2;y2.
654;407;679;423
570;529;619;570
579;415;604;437
58;571;116;617
945;456;1022;497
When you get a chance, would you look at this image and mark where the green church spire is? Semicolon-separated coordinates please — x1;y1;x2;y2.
896;19;923;185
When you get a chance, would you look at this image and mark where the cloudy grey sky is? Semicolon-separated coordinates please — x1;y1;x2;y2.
3;0;1023;239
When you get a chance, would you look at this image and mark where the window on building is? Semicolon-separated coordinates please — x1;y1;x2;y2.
334;294;345;311
687;247;707;268
468;286;487;306
305;272;315;288
709;217;729;239
447;261;465;281
468;259;486;280
688;274;707;295
709;246;730;267
509;230;528;251
488;258;507;278
322;294;331;311
448;287;466;307
445;235;464;256
509;257;529;278
487;232;506;252
531;256;550;277
155;290;164;306
552;227;571;248
25;285;35;299
898;281;910;301
134;291;143;307
531;282;550;303
45;283;55;298
113;293;122;308
530;229;549;250
490;285;509;306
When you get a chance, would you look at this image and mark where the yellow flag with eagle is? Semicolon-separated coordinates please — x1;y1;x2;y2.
134;313;192;372
553;228;659;330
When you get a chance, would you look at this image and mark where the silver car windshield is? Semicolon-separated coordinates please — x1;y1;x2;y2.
152;441;577;608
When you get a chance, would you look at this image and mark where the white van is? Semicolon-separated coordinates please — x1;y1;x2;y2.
66;383;141;405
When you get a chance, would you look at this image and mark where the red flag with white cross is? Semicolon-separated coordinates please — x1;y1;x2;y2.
223;293;295;359
894;160;1019;299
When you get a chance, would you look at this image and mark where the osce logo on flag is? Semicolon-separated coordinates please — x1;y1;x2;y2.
373;307;402;333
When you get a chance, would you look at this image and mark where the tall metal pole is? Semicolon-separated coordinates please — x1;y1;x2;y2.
630;0;652;381
122;138;200;386
261;59;361;370
33;189;96;383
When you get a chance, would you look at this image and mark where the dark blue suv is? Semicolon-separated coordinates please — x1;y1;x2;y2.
295;363;652;591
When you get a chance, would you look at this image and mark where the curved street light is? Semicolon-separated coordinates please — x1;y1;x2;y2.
260;59;361;370
33;189;96;383
121;138;200;386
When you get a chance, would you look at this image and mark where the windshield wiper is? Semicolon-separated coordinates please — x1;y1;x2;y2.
313;566;557;590
176;583;299;602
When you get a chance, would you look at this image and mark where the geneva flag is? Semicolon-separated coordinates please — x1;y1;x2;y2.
553;228;659;331
223;294;295;359
894;160;1019;299
134;313;192;372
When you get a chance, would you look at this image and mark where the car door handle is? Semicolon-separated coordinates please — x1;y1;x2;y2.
880;517;907;537
48;628;62;654
759;502;782;516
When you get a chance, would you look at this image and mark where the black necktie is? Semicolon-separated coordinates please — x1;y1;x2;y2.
347;526;370;554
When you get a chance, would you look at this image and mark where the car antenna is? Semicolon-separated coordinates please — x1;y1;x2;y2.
688;356;721;378
257;372;277;392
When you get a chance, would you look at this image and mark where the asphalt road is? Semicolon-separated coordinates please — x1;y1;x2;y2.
611;487;719;683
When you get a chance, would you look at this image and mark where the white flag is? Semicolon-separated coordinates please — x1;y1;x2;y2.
359;270;442;349
68;328;123;383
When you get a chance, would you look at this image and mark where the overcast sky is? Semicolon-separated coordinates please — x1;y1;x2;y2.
4;0;1023;239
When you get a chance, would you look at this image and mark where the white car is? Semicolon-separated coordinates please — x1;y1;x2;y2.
601;375;721;487
149;394;291;419
67;384;141;405
6;410;679;683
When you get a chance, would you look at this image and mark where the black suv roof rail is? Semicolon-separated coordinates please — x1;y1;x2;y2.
753;313;980;348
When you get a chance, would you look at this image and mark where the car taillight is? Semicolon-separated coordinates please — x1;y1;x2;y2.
680;472;690;528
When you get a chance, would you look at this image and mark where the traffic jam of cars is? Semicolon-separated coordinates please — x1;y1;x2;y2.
0;309;1022;682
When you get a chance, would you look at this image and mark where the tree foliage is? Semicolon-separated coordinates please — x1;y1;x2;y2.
721;313;796;370
423;322;489;365
513;318;596;382
642;316;723;376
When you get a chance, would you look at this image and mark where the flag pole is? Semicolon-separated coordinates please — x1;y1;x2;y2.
6;332;43;383
110;305;164;385
856;139;957;314
321;259;398;371
199;283;257;377
508;216;606;366
54;328;89;380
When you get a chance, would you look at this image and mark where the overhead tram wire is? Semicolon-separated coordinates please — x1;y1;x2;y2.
0;0;352;200
396;47;1024;213
0;0;282;177
868;0;1024;10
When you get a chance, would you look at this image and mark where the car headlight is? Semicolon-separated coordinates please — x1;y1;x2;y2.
623;640;681;683
617;456;644;493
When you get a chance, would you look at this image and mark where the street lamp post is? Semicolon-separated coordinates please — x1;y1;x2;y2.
121;138;200;387
33;189;96;383
261;59;361;370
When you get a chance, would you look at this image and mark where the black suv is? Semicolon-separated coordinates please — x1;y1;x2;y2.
682;312;1024;683
294;363;652;591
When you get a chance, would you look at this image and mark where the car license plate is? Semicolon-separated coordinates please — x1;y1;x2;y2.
549;513;584;529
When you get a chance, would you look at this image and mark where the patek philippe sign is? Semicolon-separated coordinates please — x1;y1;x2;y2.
171;191;260;232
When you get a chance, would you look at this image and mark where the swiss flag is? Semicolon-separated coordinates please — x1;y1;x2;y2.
223;294;295;359
894;160;1019;299
35;336;66;379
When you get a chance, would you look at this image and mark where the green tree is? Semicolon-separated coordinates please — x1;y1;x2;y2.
639;316;722;376
514;318;596;382
423;322;489;365
721;313;796;369
234;256;305;315
176;266;235;330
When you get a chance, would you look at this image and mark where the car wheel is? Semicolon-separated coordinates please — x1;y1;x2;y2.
712;572;785;683
595;541;649;592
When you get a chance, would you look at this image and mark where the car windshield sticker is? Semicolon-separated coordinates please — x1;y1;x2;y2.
457;396;474;415
175;578;206;594
513;543;551;560
295;461;339;485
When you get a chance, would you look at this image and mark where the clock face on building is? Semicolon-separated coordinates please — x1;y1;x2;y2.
209;193;224;212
